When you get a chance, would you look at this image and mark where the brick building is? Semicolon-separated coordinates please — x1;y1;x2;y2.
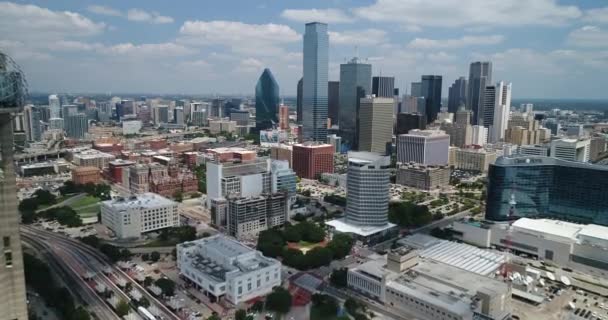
72;166;101;185
292;143;334;179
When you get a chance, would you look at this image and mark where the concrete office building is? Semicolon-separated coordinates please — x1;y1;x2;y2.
209;119;237;134
590;136;607;161
328;81;340;125
72;149;116;169
519;145;550;157
471;125;488;145
302;22;329;142
176;235;281;305
448;77;467;113
227;193;288;239
23;104;42;141
270;144;293;167
421;75;442;123
358;96;394;154
205;158;272;208
278;105;289;130
72;166;101;185
122;120;142;135
563;124;584;137
192;110;208;127
410;82;422;97
550;138;590;162
292;143;334;179
230;109;249;126
339;57;372;150
65;113;88;139
49;117;64;130
454;108;472;126
453;148;497;172
372;76;395;98
468;61;493;125
396;164;451;190
270;160;297;203
396;129;450;165
154;105;169;124
100;193;179;239
326;134;341;153
482;81;511;143
396;112;426;135
49;94;61;118
401;95;425;114
174;107;184;125
440;121;472;148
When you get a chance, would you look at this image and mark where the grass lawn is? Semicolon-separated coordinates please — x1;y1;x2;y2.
141;238;180;247
68;196;101;218
298;241;321;249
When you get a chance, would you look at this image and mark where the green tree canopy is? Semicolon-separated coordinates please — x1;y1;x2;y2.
265;287;292;314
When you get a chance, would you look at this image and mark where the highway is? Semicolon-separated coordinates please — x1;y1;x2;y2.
21;226;181;320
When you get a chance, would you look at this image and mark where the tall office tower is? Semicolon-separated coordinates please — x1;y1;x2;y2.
448;77;467;113
230;109;249;126
338;57;372;150
455;108;472;126
23;105;42;141
302;22;329;142
154;105;169;124
97;101;112;123
174;107;184;125
279;105;290;130
486;156;608;225
396;129;450;165
550;138;591;162
471;125;489;145
345;152;390;226
468;61;493;125
358;96;394;154
482;81;511;143
328;81;340;126
440;121;472;148
421;75;442;123
121;99;134;115
0;51;29;320
521;103;533;114
65;113;88;139
49;118;64;130
48;94;61;118
292;143;334;179
211;98;225;118
296;77;303;123
410;82;422;97
255;68;280;131
138;105;151;125
396;112;427;135
372;76;395;98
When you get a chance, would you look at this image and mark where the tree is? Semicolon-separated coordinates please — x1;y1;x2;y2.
143;276;154;287
33;189;56;205
72;307;90;320
80;235;101;248
311;294;338;319
141;253;150;261
251;301;264;312
207;313;221;320
173;191;183;203
305;247;333;268
257;229;285;258
150;251;161;262
283;225;302;243
235;309;249;320
329;268;348;288
155;278;176;296
19;198;39;213
115;299;130;317
326;233;353;259
265;287;292;315
138;297;150;308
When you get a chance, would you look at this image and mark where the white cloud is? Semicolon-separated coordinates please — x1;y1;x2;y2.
407;35;504;49
100;42;196;57
0;2;105;41
584;7;608;24
354;0;581;28
329;29;387;46
127;9;174;24
87;5;121;17
179;20;299;45
0;40;52;61
567;26;608;47
236;58;264;73
281;8;354;23
49;40;103;51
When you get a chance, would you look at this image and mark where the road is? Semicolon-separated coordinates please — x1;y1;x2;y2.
21;226;181;320
411;209;472;234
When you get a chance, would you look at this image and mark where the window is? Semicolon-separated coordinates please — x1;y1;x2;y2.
257;279;261;287
238;286;242;294
545;249;554;261
3;236;9;248
4;251;12;267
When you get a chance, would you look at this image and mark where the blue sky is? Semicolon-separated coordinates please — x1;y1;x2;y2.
1;0;608;98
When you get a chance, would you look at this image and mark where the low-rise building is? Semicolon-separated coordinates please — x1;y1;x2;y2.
396;163;450;190
72;166;100;185
100;193;179;239
176;235;281;305
209;119;237;134
453;148;497;172
72;149;116;169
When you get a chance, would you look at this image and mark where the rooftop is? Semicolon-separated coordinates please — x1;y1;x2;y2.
102;193;175;210
512;218;608;246
326;218;396;237
73;149;115;159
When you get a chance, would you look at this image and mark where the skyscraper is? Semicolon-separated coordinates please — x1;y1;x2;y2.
302;22;329;142
48;94;60;118
448;77;467;113
397;129;450;165
0;51;29;320
372;76;395;98
358;96;394;154
255;68;280;131
279;105;289;130
23;105;42;141
410;82;422;97
328;81;340;126
65;113;88;139
396;112;426;135
345;152;391;226
468;61;493;125
296;77;303;124
421;75;442;123
338;57;372;150
174;107;184;125
482;81;511;143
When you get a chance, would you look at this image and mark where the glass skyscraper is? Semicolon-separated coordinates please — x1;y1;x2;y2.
486;156;608;225
421;75;442;123
255;68;280;131
302;22;329;142
338;57;371;150
345;152;391;226
468;61;492;125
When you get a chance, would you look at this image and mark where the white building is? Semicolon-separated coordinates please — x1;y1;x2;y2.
122;120;142;135
100;193;179;239
72;149;116;169
471;125;488;145
206;158;271;208
176;235;281;305
481;81;512;143
550;138;590;162
49;94;61;118
396;129;450;165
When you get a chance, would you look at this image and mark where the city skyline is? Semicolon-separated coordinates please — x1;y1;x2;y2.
1;1;608;98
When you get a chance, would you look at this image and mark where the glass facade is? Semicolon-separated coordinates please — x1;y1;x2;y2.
421;75;442;123
345;152;391;226
302;22;329;142
486;156;608;225
338;58;371;151
255;68;280;131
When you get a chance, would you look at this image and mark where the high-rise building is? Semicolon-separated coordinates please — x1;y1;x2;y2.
174;107;184;125
255;68;280;131
358;96;393;154
230;109;249;126
486;156;608;225
550;138;590;162
153;105;169;124
227;193;288;239
396;129;450;165
421;75;442;123
345;152;391;226
396;113;426;135
65;113;88;139
278;105;289;130
270;160;297;202
292;143;334;179
338;57;372;150
440;121;472;148
448;77;468;114
453;148;497;172
590;136;607;162
471;125;489;146
23;104;42;141
396;163;451;191
410;82;422;97
372;76;395;98
0;52;28;320
302;22;329;142
326;134;341;153
482;81;511;143
454;108;472;126
211;98;225;118
468;61;493;125
192;110;208;127
296;77;303;123
328;81;340;125
49;94;61;118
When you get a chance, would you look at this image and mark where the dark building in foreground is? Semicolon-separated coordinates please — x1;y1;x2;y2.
486;156;608;225
372;76;395;98
396;113;426;135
